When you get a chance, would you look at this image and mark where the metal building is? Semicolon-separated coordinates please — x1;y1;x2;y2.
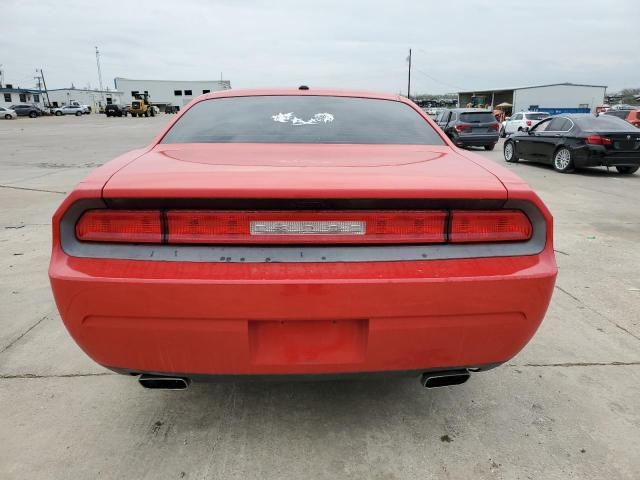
46;88;124;111
457;82;607;114
114;78;232;111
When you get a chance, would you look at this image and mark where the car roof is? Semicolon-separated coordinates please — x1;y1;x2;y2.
448;108;493;113
199;88;404;102
555;113;597;118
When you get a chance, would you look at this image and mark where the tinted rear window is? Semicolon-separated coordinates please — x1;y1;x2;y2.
458;112;496;123
526;113;549;120
574;115;639;132
161;96;444;145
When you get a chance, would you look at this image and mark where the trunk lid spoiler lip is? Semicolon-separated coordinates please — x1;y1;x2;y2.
102;144;509;200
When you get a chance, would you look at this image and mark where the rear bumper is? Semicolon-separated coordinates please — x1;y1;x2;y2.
453;133;499;147
49;249;557;377
574;145;640;168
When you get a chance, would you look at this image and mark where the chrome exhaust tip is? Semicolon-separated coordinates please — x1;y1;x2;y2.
138;374;190;390
420;370;471;389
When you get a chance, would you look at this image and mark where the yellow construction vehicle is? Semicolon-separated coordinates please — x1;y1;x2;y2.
129;92;155;117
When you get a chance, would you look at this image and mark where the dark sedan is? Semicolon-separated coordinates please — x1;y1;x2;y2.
503;114;640;174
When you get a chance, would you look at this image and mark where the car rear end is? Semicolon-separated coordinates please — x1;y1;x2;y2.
49;92;557;386
604;109;640;127
523;112;550;130
571;115;640;169
626;109;640;128
105;104;123;117
451;111;500;148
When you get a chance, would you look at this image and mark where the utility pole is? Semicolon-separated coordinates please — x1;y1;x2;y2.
38;69;51;110
34;73;42;105
407;49;412;99
95;46;105;103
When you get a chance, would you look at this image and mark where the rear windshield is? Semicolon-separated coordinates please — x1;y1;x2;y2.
526;113;549;120
574;115;639;132
458;112;496;123
161;96;445;145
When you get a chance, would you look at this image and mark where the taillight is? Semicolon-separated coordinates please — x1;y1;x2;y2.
75;210;162;243
449;210;532;243
488;123;499;131
74;209;533;245
586;135;613;146
454;123;472;133
166;211;447;244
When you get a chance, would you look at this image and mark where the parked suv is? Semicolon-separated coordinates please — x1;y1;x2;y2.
104;104;129;117
53;105;85;116
10;104;43;118
436;108;500;150
603;109;640;128
501;111;550;137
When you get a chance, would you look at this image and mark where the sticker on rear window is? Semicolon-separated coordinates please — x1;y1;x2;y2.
272;112;334;126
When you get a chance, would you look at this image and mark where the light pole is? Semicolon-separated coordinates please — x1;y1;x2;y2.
407;48;412;100
95;46;105;105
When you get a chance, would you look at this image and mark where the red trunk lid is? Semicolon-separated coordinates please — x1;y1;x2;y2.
102;144;507;200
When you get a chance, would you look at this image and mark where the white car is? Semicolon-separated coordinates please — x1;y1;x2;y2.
0;106;17;119
68;102;91;114
500;111;550;137
53;105;85;116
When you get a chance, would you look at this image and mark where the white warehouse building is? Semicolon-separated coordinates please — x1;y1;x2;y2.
114;77;232;111
46;88;124;111
458;82;607;115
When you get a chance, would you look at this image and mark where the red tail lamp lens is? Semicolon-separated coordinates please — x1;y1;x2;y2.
166;211;447;244
74;209;534;245
75;210;162;243
449;210;532;243
454;123;472;133
586;135;613;146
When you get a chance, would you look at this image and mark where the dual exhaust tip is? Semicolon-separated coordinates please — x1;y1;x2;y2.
138;370;471;390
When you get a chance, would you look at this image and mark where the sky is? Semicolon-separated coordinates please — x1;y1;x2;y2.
2;0;638;95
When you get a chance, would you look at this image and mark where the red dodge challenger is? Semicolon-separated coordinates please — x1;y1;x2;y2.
49;89;557;390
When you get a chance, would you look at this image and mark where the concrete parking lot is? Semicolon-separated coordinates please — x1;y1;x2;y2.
1;114;639;479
